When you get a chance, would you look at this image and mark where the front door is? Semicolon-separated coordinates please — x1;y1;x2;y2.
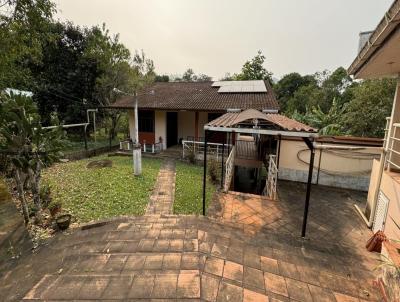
166;112;178;148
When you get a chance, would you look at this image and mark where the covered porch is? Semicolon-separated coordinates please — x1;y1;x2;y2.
202;109;319;237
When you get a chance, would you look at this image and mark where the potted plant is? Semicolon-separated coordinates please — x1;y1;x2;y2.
55;213;72;230
48;200;62;217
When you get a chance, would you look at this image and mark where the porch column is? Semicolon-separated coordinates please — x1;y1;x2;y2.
195;111;199;141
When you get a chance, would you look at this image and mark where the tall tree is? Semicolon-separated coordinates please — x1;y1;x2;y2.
85;24;155;140
0;0;55;90
234;51;273;83
342;78;397;137
32;21;100;124
182;68;196;82
274;73;316;112
155;74;169;82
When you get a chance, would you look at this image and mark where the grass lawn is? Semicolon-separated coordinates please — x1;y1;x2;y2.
173;161;217;215
42;156;161;223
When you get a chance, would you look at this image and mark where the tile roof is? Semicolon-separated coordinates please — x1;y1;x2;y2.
109;81;279;111
206;109;317;132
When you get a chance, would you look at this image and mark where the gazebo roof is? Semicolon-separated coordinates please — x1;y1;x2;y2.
205;109;317;137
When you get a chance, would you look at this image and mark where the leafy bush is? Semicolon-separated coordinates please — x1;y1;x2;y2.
186;147;196;164
208;156;220;184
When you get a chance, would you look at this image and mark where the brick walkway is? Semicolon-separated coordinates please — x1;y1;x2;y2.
0;183;382;301
146;160;176;215
0;214;380;301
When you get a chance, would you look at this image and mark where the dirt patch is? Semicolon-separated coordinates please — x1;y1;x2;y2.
86;159;113;169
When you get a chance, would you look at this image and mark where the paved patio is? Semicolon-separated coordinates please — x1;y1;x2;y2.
0;181;382;301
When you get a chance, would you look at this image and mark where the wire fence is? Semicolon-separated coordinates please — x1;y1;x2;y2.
61;127;126;154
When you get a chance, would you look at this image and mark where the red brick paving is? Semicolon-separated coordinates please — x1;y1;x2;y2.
0;182;382;301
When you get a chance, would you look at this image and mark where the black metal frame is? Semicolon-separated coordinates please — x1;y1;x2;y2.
202;130;316;238
301;137;315;238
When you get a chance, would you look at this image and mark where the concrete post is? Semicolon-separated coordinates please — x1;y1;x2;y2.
133;143;142;176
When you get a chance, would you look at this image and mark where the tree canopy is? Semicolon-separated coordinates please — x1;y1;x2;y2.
233;51;273;83
275;67;397;137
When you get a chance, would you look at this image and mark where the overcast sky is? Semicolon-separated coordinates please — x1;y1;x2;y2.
54;0;393;80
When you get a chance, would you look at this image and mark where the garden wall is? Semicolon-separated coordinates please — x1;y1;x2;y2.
278;137;382;191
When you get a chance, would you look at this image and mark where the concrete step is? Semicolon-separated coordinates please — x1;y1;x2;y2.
23;270;202;300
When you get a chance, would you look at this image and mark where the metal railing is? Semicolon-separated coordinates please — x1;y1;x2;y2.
182;140;229;160
119;140;163;154
263;154;278;200
386;121;400;170
224;146;236;192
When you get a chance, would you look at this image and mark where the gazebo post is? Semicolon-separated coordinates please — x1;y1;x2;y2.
202;130;209;216
301;137;315;238
221;142;225;189
277;134;281;169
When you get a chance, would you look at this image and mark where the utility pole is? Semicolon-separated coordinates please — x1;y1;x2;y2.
113;88;142;176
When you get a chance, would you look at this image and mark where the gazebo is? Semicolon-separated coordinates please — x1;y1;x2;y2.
201;109;318;237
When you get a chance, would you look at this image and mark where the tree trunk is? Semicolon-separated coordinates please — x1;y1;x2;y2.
31;161;42;211
15;169;30;224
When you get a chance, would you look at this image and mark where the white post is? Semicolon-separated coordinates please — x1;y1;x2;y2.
152;144;155;153
93;111;96;142
133;91;142;176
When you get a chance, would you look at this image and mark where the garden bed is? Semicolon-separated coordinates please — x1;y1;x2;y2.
42;156;161;223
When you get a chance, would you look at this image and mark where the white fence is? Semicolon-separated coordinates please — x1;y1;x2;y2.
119;140;163;154
263;154;278;200
182;140;229;160
223;146;236;192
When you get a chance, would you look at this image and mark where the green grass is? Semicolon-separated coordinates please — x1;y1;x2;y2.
173;161;217;214
42;156;161;222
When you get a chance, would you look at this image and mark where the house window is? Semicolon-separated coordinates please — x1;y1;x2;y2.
138;110;154;133
208;113;223;122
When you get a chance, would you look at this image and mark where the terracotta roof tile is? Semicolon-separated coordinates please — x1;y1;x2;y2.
109;81;279;111
206;109;316;132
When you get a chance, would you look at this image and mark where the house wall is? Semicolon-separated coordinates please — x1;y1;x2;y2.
128;110;222;148
178;111;196;141
198;112;209;139
278;139;381;191
128;109;156;145
128;109;135;140
155;110;166;149
377;169;400;241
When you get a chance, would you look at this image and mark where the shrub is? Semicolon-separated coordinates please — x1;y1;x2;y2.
208;156;220;184
186;147;196;164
